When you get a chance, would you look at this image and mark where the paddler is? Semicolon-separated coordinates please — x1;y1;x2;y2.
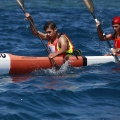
96;16;120;56
25;13;74;60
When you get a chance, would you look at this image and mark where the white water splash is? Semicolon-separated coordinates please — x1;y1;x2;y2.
44;60;70;75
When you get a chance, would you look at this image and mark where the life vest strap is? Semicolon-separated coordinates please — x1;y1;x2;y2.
68;49;82;59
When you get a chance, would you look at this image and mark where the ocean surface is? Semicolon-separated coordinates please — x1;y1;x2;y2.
0;0;120;120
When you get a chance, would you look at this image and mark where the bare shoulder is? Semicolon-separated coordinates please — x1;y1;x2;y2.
59;34;67;41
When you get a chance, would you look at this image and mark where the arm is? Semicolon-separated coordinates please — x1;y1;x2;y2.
57;35;68;55
25;13;48;40
96;20;113;41
96;20;120;55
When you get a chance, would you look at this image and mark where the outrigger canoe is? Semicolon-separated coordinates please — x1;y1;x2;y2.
0;53;118;75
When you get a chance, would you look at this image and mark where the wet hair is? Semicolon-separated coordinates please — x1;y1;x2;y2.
43;21;57;31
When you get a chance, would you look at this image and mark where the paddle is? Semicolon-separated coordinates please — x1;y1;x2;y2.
83;0;120;63
16;0;60;70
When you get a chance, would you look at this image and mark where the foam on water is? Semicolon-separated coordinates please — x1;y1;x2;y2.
31;60;70;76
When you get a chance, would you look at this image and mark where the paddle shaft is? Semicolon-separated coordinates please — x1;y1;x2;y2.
16;0;60;69
21;9;50;53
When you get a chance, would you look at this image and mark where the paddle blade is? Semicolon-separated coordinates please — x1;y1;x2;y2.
16;0;24;10
83;0;94;13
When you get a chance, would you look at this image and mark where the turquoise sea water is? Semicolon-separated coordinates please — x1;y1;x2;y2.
0;0;120;120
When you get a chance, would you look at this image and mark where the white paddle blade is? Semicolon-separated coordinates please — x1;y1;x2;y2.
16;0;24;9
83;0;94;13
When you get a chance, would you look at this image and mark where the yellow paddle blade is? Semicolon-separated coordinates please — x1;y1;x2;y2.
83;0;94;14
